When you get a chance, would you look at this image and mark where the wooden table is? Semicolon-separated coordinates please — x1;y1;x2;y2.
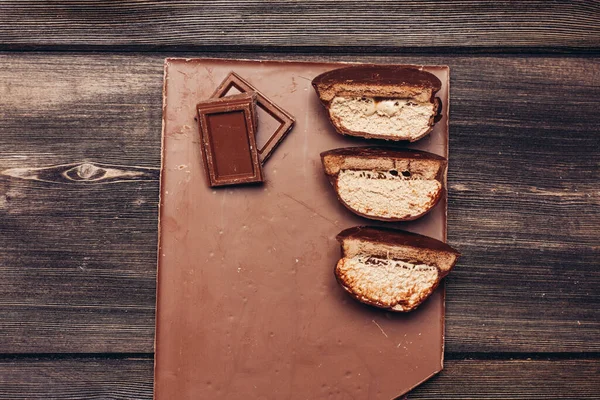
0;2;598;398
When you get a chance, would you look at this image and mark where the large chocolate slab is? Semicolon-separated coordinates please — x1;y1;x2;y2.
157;58;450;400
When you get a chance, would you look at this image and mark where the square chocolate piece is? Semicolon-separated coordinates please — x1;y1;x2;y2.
196;92;263;187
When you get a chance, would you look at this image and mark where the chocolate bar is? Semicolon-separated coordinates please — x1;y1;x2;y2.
212;72;295;163
158;58;450;400
196;92;263;187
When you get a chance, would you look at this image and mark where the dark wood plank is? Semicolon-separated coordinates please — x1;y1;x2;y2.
0;54;598;354
0;356;154;400
0;1;599;50
1;356;598;399
0;54;163;353
445;55;600;352
412;357;600;399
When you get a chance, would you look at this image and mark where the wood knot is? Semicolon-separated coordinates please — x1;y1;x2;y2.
78;163;99;179
2;161;160;184
64;163;106;182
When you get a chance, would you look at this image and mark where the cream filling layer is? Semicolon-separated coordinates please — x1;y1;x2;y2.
329;96;435;139
337;256;438;308
337;170;441;219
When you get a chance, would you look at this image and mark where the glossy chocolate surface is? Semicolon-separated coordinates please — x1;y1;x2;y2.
196;93;263;187
157;58;450;400
337;226;460;255
321;146;447;164
312;65;442;93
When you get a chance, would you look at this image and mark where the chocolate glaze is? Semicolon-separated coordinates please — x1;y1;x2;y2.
312;65;442;96
337;226;461;256
157;58;450;400
321;146;447;167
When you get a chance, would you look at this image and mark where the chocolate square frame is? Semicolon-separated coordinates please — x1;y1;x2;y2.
211;72;295;164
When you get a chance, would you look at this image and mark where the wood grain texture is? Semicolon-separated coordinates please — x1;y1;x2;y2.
0;356;154;400
0;1;599;50
1;356;598;399
411;357;600;399
0;54;162;353
0;54;598;355
3;162;159;185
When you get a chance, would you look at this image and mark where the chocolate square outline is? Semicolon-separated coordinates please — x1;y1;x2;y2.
196;92;263;187
211;72;295;164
